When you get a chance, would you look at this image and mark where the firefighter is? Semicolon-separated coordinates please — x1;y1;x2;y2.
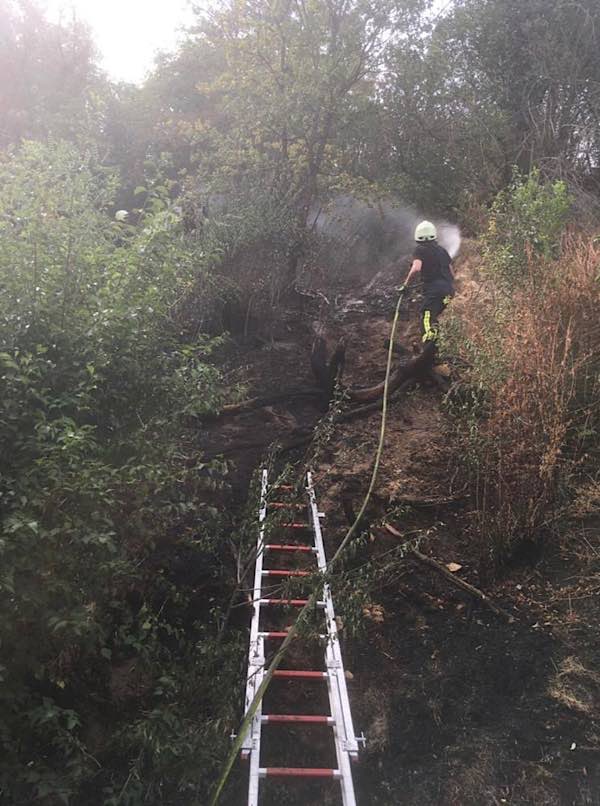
400;220;454;345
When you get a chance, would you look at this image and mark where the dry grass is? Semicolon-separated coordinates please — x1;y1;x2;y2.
571;479;600;519
449;234;600;565
548;656;600;714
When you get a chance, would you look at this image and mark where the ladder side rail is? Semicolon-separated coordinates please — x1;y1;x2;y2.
248;739;261;806
320;591;359;806
323;594;360;759
306;472;359;806
306;472;360;758
326;662;358;806
242;469;268;793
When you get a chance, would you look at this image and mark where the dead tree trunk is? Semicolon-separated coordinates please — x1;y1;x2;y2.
310;334;346;399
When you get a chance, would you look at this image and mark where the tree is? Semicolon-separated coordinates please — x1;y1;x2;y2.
450;0;600;185
379;0;600;213
0;138;234;805
182;2;427;247
0;0;103;147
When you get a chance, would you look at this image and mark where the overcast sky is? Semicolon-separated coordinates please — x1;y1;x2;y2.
43;0;452;85
44;0;198;84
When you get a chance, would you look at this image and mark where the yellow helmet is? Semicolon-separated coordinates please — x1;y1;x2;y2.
415;220;437;241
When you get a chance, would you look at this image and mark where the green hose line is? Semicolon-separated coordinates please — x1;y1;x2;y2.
327;288;405;565
208;289;406;805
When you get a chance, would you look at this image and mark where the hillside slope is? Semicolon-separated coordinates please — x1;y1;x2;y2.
205;249;600;806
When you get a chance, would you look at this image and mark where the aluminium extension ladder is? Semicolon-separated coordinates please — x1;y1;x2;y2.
240;469;363;805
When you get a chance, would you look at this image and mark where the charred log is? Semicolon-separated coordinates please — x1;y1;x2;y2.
347;343;435;403
310;334;346;398
203;388;325;421
204;341;435;423
339;379;416;421
383;338;411;357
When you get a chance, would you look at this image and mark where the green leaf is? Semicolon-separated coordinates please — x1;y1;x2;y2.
0;352;19;369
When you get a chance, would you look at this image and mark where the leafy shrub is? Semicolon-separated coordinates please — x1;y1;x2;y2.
178;181;306;338
0;140;241;804
484;168;572;289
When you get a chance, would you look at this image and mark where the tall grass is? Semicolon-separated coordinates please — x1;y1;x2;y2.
447;234;600;568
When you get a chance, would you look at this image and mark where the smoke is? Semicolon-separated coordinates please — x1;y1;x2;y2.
436;221;462;258
310;196;461;283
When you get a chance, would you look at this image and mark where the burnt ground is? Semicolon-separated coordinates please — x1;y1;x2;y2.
206;263;600;806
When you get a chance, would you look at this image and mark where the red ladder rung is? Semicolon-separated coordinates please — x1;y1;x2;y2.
259;598;325;607
262;569;311;577
272;485;294;491
262;714;334;724
265;544;314;552
259;631;327;640
260;598;310;606
260;767;341;779
273;669;327;679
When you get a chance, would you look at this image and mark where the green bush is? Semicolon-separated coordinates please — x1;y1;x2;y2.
483;168;572;289
0;140;241;804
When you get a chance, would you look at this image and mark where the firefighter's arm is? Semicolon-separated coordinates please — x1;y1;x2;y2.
404;258;422;286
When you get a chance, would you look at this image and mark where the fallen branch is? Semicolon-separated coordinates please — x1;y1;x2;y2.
212;379;417;458
426;368;451;391
347;343;435;403
384;492;468;509
410;547;515;622
278;379;417;455
206;388;325;420
209;427;314;455
339;379;415;421
277;431;317;454
203;341;434;422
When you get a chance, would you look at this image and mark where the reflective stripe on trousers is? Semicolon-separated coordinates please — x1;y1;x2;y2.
422;309;438;343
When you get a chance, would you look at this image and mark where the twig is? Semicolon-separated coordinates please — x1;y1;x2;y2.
385;492;468;509
410;547;515;623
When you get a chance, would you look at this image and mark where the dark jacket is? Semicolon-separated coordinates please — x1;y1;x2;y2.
414;242;454;297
